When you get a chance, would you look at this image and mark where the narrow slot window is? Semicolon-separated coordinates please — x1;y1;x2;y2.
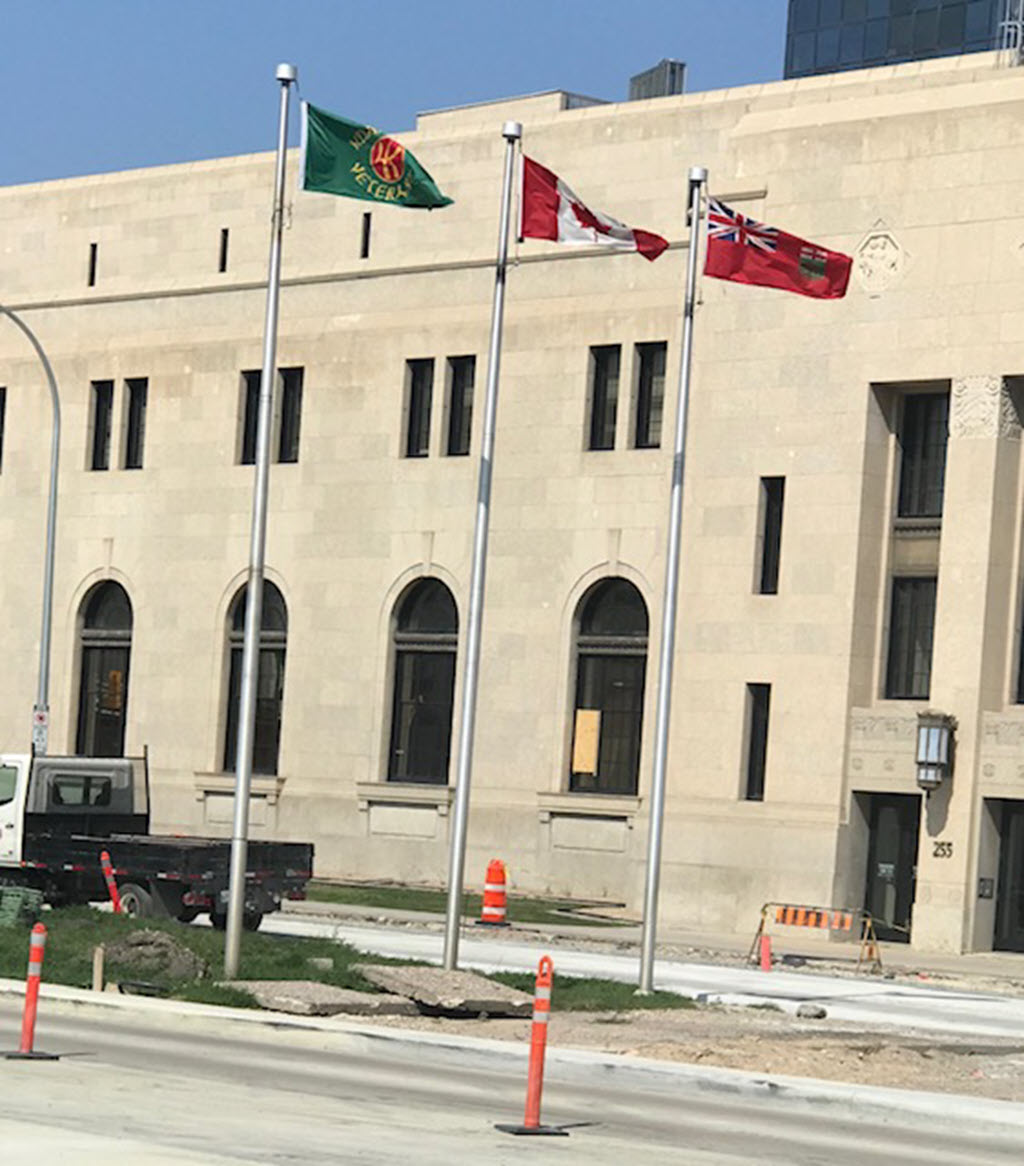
219;228;229;273
240;370;261;466
634;342;666;449
758;477;785;595
744;683;771;802
90;380;114;471
588;345;620;451
405;359;434;458
446;356;475;457
88;242;98;287
360;212;372;259
0;386;6;472
278;367;303;464
123;378;148;470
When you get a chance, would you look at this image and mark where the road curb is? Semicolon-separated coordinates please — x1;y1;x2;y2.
3;977;1023;1135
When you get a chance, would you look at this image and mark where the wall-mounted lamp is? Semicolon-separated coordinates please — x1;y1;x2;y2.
916;711;956;793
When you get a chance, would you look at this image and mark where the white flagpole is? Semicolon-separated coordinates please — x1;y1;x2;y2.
442;120;522;970
224;63;297;979
638;166;708;994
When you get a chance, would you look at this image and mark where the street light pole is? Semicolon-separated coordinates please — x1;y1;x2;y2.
0;305;61;756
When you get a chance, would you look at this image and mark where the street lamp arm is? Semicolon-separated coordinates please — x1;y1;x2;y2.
0;304;61;754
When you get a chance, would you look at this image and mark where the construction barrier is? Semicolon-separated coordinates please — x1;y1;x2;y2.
5;923;59;1061
478;858;509;927
100;849;122;914
495;955;567;1137
748;902;883;974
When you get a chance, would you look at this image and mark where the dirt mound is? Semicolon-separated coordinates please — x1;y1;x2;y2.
104;929;207;982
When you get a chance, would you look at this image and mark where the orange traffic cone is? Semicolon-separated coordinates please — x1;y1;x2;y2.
478;859;509;927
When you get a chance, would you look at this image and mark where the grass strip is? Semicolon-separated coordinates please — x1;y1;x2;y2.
306;881;627;927
489;971;696;1012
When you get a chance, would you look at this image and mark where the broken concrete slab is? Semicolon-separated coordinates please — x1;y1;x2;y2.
223;980;418;1017
354;964;532;1017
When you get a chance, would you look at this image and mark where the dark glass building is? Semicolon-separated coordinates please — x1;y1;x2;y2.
785;0;1007;78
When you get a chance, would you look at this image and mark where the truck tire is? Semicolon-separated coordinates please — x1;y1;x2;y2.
118;883;153;919
242;911;263;932
176;907;201;924
210;910;227;930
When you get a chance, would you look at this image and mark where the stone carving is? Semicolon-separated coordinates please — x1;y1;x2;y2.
854;228;904;296
950;376;1020;440
850;713;915;741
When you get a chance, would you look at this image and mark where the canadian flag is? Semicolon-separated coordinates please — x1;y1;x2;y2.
519;156;668;262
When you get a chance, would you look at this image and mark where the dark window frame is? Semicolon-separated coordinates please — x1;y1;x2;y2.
76;581;132;759
387;579;458;785
405;358;434;459
569;578;649;797
885;576;938;700
897;390;949;519
90;380;114;471
758;477;786;595
634;341;666;450
0;385;6;473
277;367;303;464
223;582;288;776
123;377;148;470
445;355;475;457
588;345;620;452
744;683;771;802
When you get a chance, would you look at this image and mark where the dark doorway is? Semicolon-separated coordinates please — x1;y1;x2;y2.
76;582;132;758
995;802;1024;952
863;793;921;943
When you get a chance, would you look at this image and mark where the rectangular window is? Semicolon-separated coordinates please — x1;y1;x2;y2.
0;386;6;472
885;577;937;699
744;683;771;802
445;356;475;456
588;345;620;451
897;392;949;519
360;212;372;259
219;227;229;273
405;358;434;458
88;242;98;287
277;367;303;464
240;370;261;466
634;342;666;449
90;380;114;470
758;477;785;595
123;378;147;470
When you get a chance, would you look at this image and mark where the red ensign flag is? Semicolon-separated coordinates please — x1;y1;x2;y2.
705;198;852;299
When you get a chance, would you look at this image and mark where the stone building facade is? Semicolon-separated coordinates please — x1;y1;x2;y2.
3;52;1024;953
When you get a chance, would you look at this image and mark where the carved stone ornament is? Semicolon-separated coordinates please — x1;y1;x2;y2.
854;228;905;296
950;376;1020;441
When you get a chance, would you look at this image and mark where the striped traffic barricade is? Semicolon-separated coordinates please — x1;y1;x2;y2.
748;902;882;974
100;849;123;914
477;858;509;927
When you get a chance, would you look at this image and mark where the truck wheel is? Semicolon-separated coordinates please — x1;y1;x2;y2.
176;907;201;924
210;910;227;931
119;883;153;919
242;911;263;932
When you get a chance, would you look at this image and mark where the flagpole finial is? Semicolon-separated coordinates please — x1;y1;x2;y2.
689;166;707;183
502;121;522;142
276;63;298;84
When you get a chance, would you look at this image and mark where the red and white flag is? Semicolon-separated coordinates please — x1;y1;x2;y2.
519;156;668;262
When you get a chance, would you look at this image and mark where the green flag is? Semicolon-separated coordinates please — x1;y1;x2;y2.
300;102;452;210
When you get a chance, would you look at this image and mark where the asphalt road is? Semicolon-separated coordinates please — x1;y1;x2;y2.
2;996;1023;1165
264;914;1024;1040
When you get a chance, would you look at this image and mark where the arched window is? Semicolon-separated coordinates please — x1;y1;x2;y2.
387;578;458;784
569;578;648;795
224;581;287;775
76;581;133;758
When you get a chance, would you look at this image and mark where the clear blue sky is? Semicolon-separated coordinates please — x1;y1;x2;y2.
2;1;787;186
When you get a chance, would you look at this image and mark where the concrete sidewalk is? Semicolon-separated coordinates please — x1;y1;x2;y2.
283;897;1024;989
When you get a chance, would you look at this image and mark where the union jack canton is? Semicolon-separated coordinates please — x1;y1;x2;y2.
707;198;777;254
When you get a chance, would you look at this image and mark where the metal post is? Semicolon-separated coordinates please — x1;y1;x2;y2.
637;167;707;994
442;121;522;971
224;63;296;980
0;305;61;757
